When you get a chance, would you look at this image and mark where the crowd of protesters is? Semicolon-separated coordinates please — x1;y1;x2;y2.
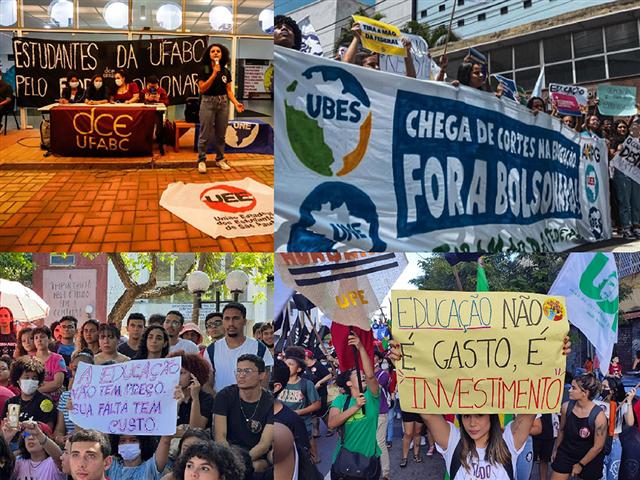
0;303;275;480
274;13;640;244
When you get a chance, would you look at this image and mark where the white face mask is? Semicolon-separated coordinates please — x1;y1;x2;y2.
20;379;39;395
94;82;102;89
118;443;141;461
115;79;123;87
69;81;79;88
381;361;389;370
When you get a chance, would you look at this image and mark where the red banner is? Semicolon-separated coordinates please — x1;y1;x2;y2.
50;106;156;157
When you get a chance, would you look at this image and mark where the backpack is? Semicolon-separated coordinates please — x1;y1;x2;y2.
448;439;515;480
163;120;176;146
567;400;613;456
206;339;267;373
40;119;50;150
185;97;200;123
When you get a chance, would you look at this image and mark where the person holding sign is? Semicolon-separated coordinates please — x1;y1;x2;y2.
1;419;64;480
609;120;640;239
328;333;381;480
387;335;571;480
551;373;607;480
107;431;173;480
111;71;140;104
196;43;245;174
58;72;85;104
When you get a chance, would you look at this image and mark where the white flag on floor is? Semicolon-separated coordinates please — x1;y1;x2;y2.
159;178;274;238
549;253;619;376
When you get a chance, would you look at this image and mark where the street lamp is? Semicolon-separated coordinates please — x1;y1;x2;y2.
187;269;249;311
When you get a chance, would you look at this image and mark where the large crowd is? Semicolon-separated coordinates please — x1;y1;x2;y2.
273;14;640;242
0;303;276;480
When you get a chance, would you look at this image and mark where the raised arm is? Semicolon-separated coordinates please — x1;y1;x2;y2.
349;333;378;396
402;38;416;79
420;414;450;450
199;63;220;94
509;414;536;451
343;23;362;65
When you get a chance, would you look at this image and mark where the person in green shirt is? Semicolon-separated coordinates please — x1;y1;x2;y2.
328;334;381;479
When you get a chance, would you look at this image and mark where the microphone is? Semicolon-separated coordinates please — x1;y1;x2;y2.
215;59;219;66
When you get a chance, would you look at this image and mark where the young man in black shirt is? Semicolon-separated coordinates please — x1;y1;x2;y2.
117;312;146;358
213;353;273;477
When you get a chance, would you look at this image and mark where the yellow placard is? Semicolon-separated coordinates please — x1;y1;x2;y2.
391;290;569;414
352;15;406;57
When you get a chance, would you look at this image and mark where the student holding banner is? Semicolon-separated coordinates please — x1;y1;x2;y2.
196;43;245;174
274;16;302;51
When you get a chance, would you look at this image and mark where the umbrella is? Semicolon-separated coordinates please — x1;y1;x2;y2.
0;279;50;323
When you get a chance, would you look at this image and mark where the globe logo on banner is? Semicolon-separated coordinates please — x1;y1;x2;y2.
284;65;372;177
542;298;565;321
585;164;599;203
225;122;259;148
200;185;256;213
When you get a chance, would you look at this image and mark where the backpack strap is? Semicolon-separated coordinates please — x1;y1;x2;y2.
206;341;216;372
587;403;602;431
257;341;266;359
337;395;352;444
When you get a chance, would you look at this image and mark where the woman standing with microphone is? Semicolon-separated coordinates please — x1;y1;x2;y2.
196;44;244;174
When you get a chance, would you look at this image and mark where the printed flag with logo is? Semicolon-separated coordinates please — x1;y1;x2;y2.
159;178;274;238
298;16;323;56
549;253;619;376
276;253;407;370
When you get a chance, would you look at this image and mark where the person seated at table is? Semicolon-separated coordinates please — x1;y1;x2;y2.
141;76;169;154
142;76;169;106
58;72;85;104
85;74;110;105
111;70;140;104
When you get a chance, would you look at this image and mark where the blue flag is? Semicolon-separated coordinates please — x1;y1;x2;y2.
493;74;518;102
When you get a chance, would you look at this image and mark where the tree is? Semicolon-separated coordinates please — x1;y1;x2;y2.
0;253;35;285
106;253;273;326
334;7;384;54
400;20;459;48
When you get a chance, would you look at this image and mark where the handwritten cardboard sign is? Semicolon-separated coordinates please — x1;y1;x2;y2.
597;85;637;116
392;291;568;414
352;15;405;57
69;358;181;435
612;136;640;184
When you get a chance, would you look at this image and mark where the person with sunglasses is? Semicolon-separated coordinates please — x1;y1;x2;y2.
204;313;224;344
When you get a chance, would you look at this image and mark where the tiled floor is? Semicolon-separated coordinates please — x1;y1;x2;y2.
0;132;273;252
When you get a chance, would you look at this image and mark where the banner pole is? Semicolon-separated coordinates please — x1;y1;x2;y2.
349;326;366;415
442;0;458;58
303;310;337;376
452;264;464;291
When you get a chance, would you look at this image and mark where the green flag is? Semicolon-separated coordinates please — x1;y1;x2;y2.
477;258;489;292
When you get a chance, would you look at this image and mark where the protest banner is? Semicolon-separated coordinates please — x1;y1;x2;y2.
275;252;407;331
611;136;640;184
549;83;588;116
597;85;638;116
352;15;405;56
160;178;274;238
69;357;181;435
12;36;207;107
275;47;612;253
380;34;430;80
391;290;569;414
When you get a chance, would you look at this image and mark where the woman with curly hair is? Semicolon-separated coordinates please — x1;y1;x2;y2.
195;43;244;174
136;325;170;360
14;327;36;358
1;356;57;431
168;351;213;429
173;442;245;480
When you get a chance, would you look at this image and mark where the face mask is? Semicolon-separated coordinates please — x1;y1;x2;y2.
20;379;39;395
69;82;79;88
94;82;102;89
601;389;610;397
115;79;123;87
381;361;389;370
118;443;141;461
